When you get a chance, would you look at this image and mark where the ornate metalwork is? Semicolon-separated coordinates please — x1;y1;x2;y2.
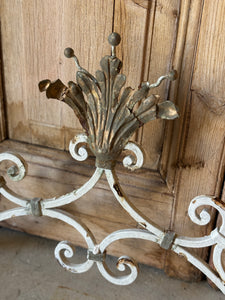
39;32;178;169
0;33;225;294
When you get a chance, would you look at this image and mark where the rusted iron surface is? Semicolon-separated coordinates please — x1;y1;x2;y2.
160;231;176;250
0;33;225;294
30;198;42;217
87;250;105;262
212;197;225;209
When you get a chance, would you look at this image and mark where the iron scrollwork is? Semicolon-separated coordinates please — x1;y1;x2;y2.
0;33;225;294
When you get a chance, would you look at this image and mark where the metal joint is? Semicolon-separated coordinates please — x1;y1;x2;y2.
30;198;42;216
87;250;105;262
160;231;176;250
2;32;225;294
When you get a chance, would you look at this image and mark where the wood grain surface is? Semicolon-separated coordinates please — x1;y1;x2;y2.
0;140;173;269
0;0;225;281
0;34;6;142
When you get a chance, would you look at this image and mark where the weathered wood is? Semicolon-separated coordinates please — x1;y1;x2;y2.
164;0;225;280
192;1;225;111
0;33;7;142
140;0;180;170
113;0;155;149
114;0;179;169
160;0;193;185
0;1;30;143
162;0;204;279
195;0;225;288
0;0;114;149
0;139;173;269
0;0;224;282
1;210;166;269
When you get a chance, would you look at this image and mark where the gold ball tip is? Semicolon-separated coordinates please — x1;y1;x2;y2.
64;47;75;58
108;32;121;47
38;79;51;92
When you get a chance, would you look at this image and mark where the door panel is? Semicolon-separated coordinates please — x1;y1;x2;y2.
164;0;225;280
0;0;224;281
0;0;114;149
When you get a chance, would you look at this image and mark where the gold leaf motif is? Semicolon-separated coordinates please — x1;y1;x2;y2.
39;34;178;169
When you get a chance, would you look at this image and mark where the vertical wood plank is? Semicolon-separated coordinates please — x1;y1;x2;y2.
0;0;31;143
22;0;64;125
166;92;225;280
140;0;179;169
21;0;66;149
159;0;192;185
114;0;179;169
113;0;157;149
0;0;114;149
165;0;225;280
114;0;154;88
114;0;157;166
195;0;225;287
0;33;7;141
164;0;204;280
191;1;225;109
60;0;114;148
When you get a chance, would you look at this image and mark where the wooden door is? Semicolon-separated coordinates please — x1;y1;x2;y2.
0;0;224;281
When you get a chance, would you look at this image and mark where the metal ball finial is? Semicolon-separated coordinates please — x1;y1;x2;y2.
64;47;75;58
108;32;121;47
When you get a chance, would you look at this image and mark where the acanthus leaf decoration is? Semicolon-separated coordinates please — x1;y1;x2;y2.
1;32;225;294
39;32;178;169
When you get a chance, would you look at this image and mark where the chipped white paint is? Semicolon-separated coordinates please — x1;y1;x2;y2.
44;208;96;273
188;195;225;232
96;229;158;285
0;207;29;222
123;142;144;170
97;255;139;285
174;195;225;291
0;152;26;181
0;185;29;207
69;133;89;161
105;169;164;237
1;147;225;293
42;167;103;209
172;245;225;294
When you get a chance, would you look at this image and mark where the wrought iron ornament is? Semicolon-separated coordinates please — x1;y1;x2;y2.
39;32;178;169
0;33;225;293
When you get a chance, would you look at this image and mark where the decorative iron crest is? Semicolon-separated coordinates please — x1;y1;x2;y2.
1;33;225;294
39;32;178;169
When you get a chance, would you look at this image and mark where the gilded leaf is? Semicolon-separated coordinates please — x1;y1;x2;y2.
157;101;179;119
39;47;179;169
